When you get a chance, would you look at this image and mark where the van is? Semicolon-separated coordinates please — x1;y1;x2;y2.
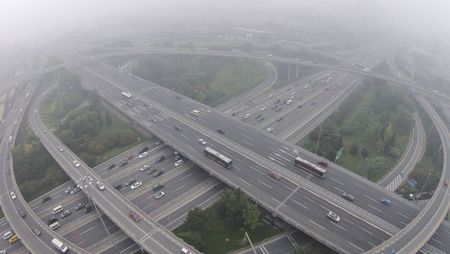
2;230;12;240
52;205;64;214
49;221;61;230
52;238;69;253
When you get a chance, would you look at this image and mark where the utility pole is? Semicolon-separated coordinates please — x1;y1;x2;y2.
80;176;120;253
244;232;257;254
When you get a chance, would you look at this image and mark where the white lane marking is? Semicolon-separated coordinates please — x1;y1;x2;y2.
120;243;138;253
333;185;345;193
308;219;325;230
258;179;273;189
173;184;187;193
241;139;255;147
330;178;345;186
80;226;96;236
292;199;308;209
272;197;281;204
238;177;252;186
332;223;347;231
348;241;365;252
367;204;383;214
395;211;410;220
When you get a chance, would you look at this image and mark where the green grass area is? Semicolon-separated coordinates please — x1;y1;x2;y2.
396;102;443;194
12;126;69;202
300;78;415;181
132;55;269;107
174;189;282;254
0;206;3;219
40;69;145;167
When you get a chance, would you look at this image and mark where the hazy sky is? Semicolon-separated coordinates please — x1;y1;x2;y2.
0;0;450;50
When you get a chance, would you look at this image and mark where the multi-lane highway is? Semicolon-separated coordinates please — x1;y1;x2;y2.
0;81;82;254
3;41;450;254
74;61;433;253
30;89;200;254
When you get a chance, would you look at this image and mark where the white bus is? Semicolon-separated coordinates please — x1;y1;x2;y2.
52;238;69;253
52;205;64;214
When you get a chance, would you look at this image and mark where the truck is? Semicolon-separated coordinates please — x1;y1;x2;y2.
52;238;69;253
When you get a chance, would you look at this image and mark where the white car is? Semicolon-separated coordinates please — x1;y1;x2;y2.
96;181;105;191
198;138;207;145
174;159;184;167
154;191;165;199
10;191;16;200
244;113;251;119
260;106;266;111
57;146;64;152
267;128;274;133
139;164;150;172
130;181;142;190
286;99;292;105
72;160;80;168
327;211;340;223
138;152;148;158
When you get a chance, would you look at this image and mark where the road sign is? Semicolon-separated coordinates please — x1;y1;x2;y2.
335;147;344;162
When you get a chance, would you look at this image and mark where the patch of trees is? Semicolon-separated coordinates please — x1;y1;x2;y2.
302;78;415;180
132;55;268;107
176;189;263;252
12;129;69;201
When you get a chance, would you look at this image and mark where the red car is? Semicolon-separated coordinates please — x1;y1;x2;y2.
318;161;328;168
269;171;281;180
129;211;142;222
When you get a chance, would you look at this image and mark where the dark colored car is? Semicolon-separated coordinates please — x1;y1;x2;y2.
156;155;166;163
125;179;136;186
114;184;122;191
341;192;354;202
32;227;41;236
318;161;328;168
108;164;116;170
42;196;51;203
174;125;183;131
17;208;26;218
147;168;158;175
152;183;165;192
140;146;149;154
47;217;58;225
152;170;164;178
217;129;225;134
61;210;71;218
120;161;129;167
75;202;85;211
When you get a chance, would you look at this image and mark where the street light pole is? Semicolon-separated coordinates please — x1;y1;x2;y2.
80;176;120;253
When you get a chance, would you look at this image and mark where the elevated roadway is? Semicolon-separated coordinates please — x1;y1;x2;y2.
30;87;200;254
78;63;429;253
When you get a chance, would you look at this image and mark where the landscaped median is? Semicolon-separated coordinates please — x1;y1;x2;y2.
174;189;283;254
299;77;415;181
12;69;145;201
132;55;270;107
